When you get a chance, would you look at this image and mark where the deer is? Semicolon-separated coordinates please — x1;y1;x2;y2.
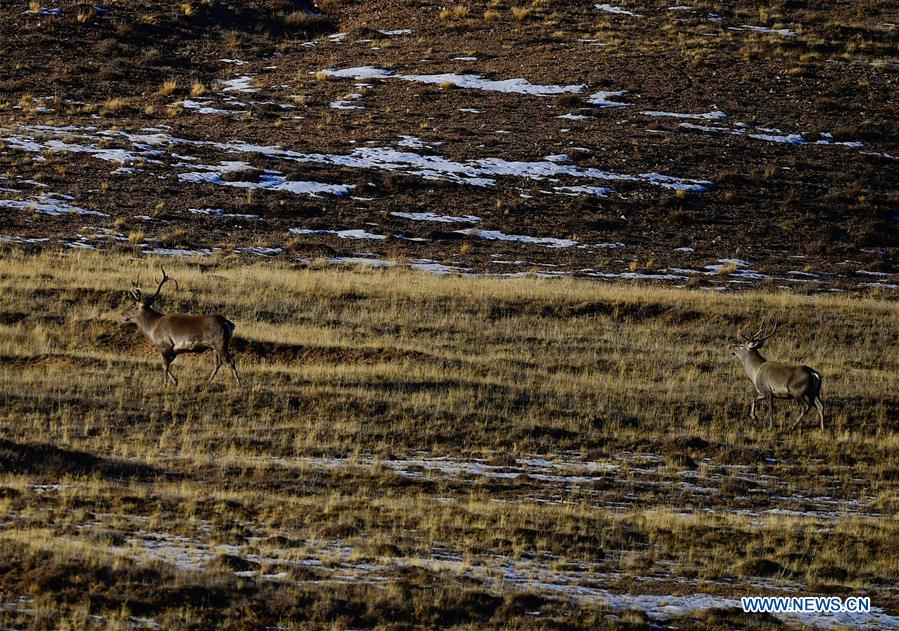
122;268;240;387
730;320;824;431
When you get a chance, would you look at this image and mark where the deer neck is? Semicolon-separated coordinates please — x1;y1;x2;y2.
740;348;768;382
135;306;164;338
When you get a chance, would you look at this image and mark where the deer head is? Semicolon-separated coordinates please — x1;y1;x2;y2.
730;320;778;358
122;267;177;322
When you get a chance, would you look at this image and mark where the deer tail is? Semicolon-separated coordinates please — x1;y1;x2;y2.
224;318;236;339
809;368;823;400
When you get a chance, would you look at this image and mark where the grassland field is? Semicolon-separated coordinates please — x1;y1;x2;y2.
0;251;896;629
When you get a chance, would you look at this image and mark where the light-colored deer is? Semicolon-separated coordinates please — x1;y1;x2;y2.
730;321;824;430
123;268;240;387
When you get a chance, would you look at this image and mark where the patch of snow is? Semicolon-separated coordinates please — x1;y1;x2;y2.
147;248;214;257
320;66;396;80
235;247;283;256
553;185;612;196
586;90;629;107
218;76;258;93
396;136;425;149
290;228;386;240
320;67;588;96
679;123;863;147
179;172;353;197
110;167;143;175
409;259;471;274
860;282;899;290
0;196;108;217
326;256;391;267
641;110;726;120
181;99;246;116
391;211;481;224
403;73;587;96
595;4;642;17
729;24;796;37
456;229;577;248
188;208;259;220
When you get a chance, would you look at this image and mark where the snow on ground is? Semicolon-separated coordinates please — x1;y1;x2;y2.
409;259;471;274
180;99;246;115
290;228;386;240
179;172;353;197
641;110;726;120
586;90;629;107
147;248;214;256
456;229;578;249
0;196;108;217
595;4;642;17
678;123;864;147
218;75;258;92
320;67;589;96
234;246;284;256
188;208;259;219
330;93;365;109
390;211;481;223
729;24;796;37
3;125;712;194
552;185;613;196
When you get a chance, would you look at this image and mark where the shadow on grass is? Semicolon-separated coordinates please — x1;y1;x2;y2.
0;439;171;481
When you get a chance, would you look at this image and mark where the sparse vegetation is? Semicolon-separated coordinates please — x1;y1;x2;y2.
158;79;178;96
0;252;896;628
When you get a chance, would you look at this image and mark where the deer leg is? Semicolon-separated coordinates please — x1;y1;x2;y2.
791;399;811;431
223;348;241;386
162;351;178;387
207;350;222;385
750;393;765;422
814;397;825;430
767;393;775;430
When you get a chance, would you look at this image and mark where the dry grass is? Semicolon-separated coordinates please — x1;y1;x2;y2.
158;79;178;96
0;253;896;628
1;250;895;453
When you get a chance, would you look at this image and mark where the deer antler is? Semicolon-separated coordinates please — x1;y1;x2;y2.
130;271;142;301
741;321;766;342
756;319;778;342
145;267;177;305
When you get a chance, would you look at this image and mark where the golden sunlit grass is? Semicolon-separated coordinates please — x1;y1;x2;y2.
1;250;895;454
158;79;177;96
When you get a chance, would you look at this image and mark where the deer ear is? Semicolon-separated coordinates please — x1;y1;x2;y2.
130;288;141;301
750;340;763;349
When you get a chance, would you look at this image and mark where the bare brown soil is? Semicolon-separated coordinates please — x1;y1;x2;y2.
0;0;896;290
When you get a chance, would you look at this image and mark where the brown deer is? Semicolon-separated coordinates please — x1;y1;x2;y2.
730;321;824;430
123;268;240;387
